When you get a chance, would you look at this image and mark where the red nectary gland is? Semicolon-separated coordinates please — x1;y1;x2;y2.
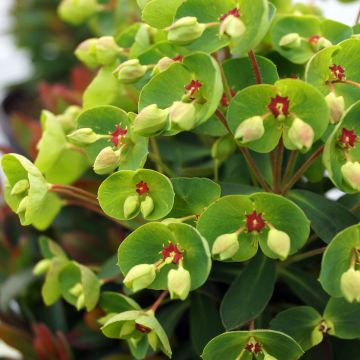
267;95;290;118
329;64;345;81
185;80;202;97
339;128;357;149
135;323;151;333
110;124;127;147
246;210;266;232
219;8;240;21
220;89;236;107
172;55;184;62
161;242;183;264
245;342;262;353
308;34;321;44
136;181;149;195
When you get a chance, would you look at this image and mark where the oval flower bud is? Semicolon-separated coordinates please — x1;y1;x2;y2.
340;267;360;302
133;104;169;137
113;59;148;84
167;266;191;300
16;196;29;214
167;17;206;45
67;128;101;146
211;135;236;162
75;38;98;68
341;161;360;191
58;0;100;25
212;233;239;260
10;179;30;196
58;105;82;133
279;33;302;49
95;36;122;66
234;116;265;143
314;37;333;51
267;228;291;260
69;282;83;297
123;195;140;219
140;196;154;218
93;146;121;175
169;101;196;131
287;117;314;151
76;293;86;310
325;92;345;124
33;259;52;276
220;15;246;39
123;264;156;292
152;57;176;75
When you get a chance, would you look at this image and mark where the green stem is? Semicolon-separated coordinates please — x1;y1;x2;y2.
248;50;262;84
214;158;219;183
150;137;165;174
273;139;284;194
284;247;326;265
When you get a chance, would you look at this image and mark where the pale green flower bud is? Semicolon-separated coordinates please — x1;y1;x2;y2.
314;37;333;51
133;104;169;137
10;179;30;196
123;264;156;291
75;38;98;68
267;228;291;260
167;266;191;300
325;92;345;124
340;267;360;302
58;105;82;133
93;147;121;175
16;196;29;214
288;117;314;151
76;294;86;310
33;259;52;276
279;33;302;49
113;59;148;84
169;101;196;131
341;161;360;191
67;128;101;146
123;195;140;219
95;36;122;65
220;15;246;38
234;116;264;143
69;282;83;297
211;135;236;162
152;57;176;76
167;17;206;45
140;196;154;218
212;233;239;260
58;0;100;25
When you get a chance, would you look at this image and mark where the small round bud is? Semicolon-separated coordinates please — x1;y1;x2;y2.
167;17;206;45
93;147;121;175
211;135;236;162
67;128;101;146
140;196;154;218
69;283;83;297
95;36;122;66
133;104;169;137
212;233;239;260
341;161;360;191
76;294;86;310
58;105;82;133
314;37;332;51
75;38;98;68
123;264;156;292
123;195;140;219
113;59;148;84
325;92;345;124
340;267;360;302
167;266;191;300
16;196;29;214
220;15;246;39
169;101;196;131
58;0;100;25
234;116;265;143
33;259;52;276
267;228;291;260
287;117;314;151
152;57;176;76
10;179;30;196
279;33;302;49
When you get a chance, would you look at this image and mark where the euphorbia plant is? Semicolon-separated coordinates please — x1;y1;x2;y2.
1;0;360;359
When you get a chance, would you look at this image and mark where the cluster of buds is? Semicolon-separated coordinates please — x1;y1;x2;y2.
212;210;291;261
325;92;345;123
113;59;149;84
340;252;360;302
58;0;101;25
123;242;191;300
75;36;124;68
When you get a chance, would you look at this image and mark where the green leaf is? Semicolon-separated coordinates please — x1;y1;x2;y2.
202;330;304;360
98;169;174;220
270;306;324;351
323;297;360;339
288;190;358;243
118;222;211;290
319;223;360;298
39;236;68;260
220;253;276;330
168;177;221;218
100;291;141;313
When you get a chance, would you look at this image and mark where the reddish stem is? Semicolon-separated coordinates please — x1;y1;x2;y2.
248;50;262;84
149;291;169;312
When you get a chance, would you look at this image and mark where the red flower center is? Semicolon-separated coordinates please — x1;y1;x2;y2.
172;55;184;62
339;128;357;149
245;342;262;353
135;323;151;334
136;181;149;195
308;34;321;44
185;80;202;97
161;242;183;264
329;64;345;81
267;95;290;118
219;8;240;21
110;124;127;147
246;210;266;232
